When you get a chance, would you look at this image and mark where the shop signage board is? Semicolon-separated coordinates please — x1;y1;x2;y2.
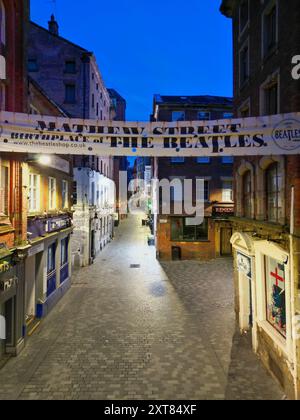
0;112;300;157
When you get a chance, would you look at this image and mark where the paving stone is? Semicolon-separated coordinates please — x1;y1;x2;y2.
0;215;284;400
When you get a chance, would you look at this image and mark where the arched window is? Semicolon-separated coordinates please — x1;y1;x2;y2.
242;170;252;218
266;162;282;223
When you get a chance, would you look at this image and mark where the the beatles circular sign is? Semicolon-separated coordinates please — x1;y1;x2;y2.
272;119;300;150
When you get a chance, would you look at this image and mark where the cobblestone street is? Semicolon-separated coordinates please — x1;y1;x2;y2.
0;215;284;400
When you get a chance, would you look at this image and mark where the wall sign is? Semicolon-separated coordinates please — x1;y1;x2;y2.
237;252;252;279
0;112;300;157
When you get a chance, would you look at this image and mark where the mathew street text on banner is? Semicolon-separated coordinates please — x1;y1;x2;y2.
0;111;300;157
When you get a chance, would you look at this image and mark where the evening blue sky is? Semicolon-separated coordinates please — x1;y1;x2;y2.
31;0;233;121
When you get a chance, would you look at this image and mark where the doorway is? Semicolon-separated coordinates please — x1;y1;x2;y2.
221;228;233;256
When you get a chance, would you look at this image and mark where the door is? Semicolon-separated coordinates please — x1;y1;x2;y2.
221;228;233;256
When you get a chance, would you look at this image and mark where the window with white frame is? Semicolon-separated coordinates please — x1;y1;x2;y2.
28;173;40;212
62;180;68;209
266;162;282;223
172;111;185;122
262;1;278;57
222;180;233;202
0;163;9;215
49;177;56;210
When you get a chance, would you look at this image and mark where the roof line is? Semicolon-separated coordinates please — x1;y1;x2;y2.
30;21;92;54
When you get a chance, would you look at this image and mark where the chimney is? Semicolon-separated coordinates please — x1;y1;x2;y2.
48;14;59;36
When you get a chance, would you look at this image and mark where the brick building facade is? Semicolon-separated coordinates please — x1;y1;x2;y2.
152;95;234;261
0;0;29;363
221;0;300;399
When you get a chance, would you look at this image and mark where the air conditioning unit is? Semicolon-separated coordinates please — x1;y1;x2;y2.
0;55;6;80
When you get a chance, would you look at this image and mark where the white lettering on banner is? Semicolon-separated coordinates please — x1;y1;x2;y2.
292;55;300;80
0;112;300;157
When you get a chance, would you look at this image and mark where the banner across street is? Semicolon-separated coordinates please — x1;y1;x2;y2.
0;111;300;157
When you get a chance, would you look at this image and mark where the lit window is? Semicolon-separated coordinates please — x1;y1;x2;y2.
28;174;40;212
222;181;233;202
62;180;68;209
265;256;286;338
49;177;57;210
266;162;282;223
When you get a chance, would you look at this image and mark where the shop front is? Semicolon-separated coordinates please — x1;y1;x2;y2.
0;254;25;361
231;229;298;399
26;214;73;320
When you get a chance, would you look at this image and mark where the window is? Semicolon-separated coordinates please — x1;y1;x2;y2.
223;112;234;119
263;4;277;56
222;156;234;164
239;0;249;34
96;103;99;116
92;94;95;108
62;180;68;209
197;111;210;121
49;177;56;210
0;164;9;215
170;157;185;164
265;256;286;338
0;0;6;46
172;111;185;122
171;217;209;242
65;60;76;74
47;243;56;274
28;174;40;212
262;76;279;115
266;162;282;223
65;84;76;103
197;157;211;164
72;181;77;205
242;171;252;218
222;181;233;202
239;41;249;86
204;180;210;202
61;238;68;266
28;58;38;72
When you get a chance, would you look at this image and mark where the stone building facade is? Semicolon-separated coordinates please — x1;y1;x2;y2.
152;95;235;261
27;16;115;267
221;0;300;399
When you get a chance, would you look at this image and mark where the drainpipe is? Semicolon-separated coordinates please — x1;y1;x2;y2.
290;185;299;399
